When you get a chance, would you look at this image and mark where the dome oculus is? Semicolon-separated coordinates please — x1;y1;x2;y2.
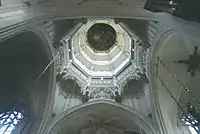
87;23;117;52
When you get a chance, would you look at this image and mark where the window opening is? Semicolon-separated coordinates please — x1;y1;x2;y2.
0;111;24;134
182;103;200;134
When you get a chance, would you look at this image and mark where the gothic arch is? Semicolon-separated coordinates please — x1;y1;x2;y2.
147;25;194;133
27;28;56;134
45;100;156;134
0;27;55;134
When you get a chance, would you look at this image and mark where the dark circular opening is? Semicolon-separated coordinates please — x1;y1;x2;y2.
87;23;116;52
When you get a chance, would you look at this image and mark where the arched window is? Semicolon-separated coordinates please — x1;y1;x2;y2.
182;114;199;134
182;103;200;134
0;111;24;134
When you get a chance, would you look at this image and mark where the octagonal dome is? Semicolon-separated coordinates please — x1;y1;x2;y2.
71;19;132;77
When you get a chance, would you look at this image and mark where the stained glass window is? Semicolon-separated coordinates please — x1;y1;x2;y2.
182;115;200;134
0;111;24;134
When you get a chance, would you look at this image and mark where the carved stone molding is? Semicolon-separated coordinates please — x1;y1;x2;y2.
55;45;65;73
137;40;151;74
87;87;117;100
90;79;114;86
118;68;140;92
116;62;138;82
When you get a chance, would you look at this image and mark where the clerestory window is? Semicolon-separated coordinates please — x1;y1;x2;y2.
182;114;199;134
0;111;24;134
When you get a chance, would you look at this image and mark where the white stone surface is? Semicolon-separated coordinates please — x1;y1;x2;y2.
71;19;132;77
